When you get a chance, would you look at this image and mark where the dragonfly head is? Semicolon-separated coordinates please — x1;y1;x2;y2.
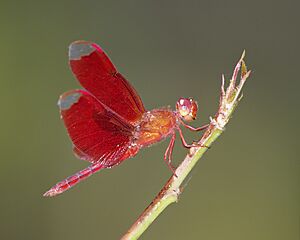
176;97;198;122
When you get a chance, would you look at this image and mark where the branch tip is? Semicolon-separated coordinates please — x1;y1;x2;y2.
241;49;246;60
221;74;225;97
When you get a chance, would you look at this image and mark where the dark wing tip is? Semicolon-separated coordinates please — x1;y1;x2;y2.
58;90;83;110
69;41;96;60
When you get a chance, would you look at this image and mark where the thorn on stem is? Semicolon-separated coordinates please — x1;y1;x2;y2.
238;93;244;101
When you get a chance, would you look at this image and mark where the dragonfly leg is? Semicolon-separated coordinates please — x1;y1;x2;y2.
164;133;177;176
178;127;208;149
180;119;209;132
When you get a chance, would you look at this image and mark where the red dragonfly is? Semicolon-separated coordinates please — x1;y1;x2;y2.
44;41;208;197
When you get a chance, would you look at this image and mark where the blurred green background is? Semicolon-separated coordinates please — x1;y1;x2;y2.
0;0;299;239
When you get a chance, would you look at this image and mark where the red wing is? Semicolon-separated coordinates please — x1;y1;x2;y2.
69;41;146;124
58;89;134;166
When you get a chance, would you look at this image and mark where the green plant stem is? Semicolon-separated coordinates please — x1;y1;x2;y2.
121;51;251;240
